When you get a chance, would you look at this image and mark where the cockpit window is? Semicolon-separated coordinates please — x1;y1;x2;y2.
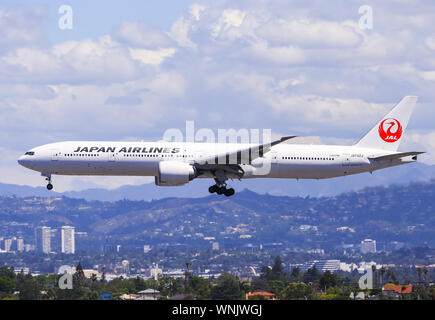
25;151;35;156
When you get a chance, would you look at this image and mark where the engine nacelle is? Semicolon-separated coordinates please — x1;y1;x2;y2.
155;161;197;186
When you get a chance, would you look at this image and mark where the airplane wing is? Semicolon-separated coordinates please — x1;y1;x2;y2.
368;151;425;161
195;136;297;165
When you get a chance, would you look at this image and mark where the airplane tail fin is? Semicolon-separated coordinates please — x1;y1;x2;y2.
355;96;418;151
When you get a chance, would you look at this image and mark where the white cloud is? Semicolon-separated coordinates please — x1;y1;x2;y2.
113;21;174;48
189;3;206;21
257;19;362;48
1;36;139;84
170;16;197;48
248;41;305;65
0;7;45;50
211;9;246;38
129;47;176;65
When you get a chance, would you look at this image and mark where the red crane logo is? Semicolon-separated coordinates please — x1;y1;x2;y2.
378;118;402;143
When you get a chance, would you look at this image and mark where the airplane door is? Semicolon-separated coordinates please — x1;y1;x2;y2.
270;151;278;163
51;150;60;161
106;152;118;173
192;149;205;164
108;152;117;162
342;154;351;167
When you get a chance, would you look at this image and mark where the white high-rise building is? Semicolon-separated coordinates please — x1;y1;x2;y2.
360;239;376;254
61;226;75;254
4;238;13;252
17;238;24;252
35;226;51;254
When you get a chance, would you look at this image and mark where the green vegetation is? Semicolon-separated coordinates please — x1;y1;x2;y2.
1;256;434;300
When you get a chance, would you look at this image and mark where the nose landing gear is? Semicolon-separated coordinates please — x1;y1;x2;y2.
42;173;53;191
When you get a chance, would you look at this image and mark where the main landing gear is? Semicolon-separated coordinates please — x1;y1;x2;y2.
208;184;235;197
208;171;235;196
42;173;53;191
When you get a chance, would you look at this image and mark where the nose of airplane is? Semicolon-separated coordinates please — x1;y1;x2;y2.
17;155;27;166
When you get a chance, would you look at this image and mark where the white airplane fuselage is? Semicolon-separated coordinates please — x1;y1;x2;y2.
17;141;415;179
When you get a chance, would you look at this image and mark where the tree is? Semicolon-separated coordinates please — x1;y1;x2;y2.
0;266;16;280
303;267;320;284
250;278;270;292
380;267;386;286
423;268;428;282
270;256;286;280
0;276;15;293
159;277;184;297
281;283;313;300
290;267;301;279
259;266;272;280
211;273;243;300
417;268;423;283
184;262;192;290
90;273;97;282
74;262;85;286
18;274;40;300
319;271;339;291
101;267;106;283
190;276;212;299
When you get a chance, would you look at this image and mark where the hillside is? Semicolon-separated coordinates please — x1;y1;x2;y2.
0;179;434;250
2;162;435;201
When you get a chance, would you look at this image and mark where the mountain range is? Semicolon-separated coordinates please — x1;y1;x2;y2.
1;178;434;250
2;162;435;201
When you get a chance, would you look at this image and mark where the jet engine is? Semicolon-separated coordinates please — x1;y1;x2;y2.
155;161;197;186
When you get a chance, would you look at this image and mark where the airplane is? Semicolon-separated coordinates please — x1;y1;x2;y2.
18;96;424;197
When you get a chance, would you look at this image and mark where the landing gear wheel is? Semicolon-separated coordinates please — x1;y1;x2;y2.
209;185;218;193
216;186;226;195
43;173;53;191
224;188;235;197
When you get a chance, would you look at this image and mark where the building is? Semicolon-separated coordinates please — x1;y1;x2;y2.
4;238;13;252
246;292;278;300
121;260;130;275
212;242;219;251
61;226;75;254
382;285;412;299
299;260;341;273
143;245;151;253
16;238;24;252
137;289;160;300
360;239;376;254
35;226;51;254
150;264;163;280
307;248;325;255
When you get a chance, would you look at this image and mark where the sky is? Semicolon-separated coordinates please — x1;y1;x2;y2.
1;0;435;191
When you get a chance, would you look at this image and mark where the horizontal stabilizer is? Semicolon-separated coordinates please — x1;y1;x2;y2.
368;151;425;161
